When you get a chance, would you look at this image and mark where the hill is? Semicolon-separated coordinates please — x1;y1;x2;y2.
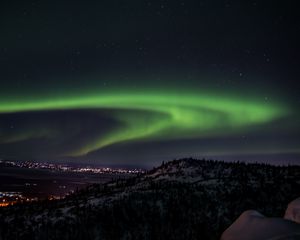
0;158;300;240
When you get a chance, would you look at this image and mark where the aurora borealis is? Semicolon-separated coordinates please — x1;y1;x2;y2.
0;1;299;166
0;88;288;156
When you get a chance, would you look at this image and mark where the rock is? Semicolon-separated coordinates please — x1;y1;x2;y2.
221;210;300;240
285;198;300;224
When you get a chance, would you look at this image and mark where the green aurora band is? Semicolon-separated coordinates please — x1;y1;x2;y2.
0;89;289;156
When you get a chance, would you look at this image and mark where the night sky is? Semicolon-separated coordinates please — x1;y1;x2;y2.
0;1;299;167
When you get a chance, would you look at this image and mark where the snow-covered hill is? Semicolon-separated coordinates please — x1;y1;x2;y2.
0;158;300;240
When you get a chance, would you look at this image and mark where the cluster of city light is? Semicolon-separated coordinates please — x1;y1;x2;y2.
0;160;144;174
2;160;66;171
0;192;37;207
73;167;143;174
0;160;145;207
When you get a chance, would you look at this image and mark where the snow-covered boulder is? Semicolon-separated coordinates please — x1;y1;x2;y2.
221;210;300;240
285;198;300;224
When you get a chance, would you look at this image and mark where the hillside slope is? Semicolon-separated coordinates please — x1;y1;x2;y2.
0;158;300;240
